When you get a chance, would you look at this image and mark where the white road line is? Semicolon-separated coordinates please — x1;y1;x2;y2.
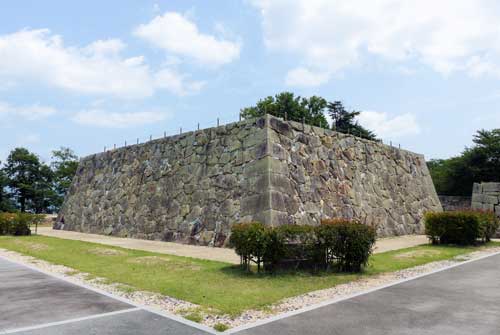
227;250;500;334
0;308;140;334
0;255;217;334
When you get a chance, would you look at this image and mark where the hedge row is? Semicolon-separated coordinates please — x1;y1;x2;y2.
424;210;499;245
229;219;376;273
0;212;44;236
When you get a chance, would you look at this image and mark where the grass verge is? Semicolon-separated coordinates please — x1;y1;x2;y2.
0;235;497;316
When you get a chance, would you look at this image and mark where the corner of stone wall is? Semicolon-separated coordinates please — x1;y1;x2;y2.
238;114;296;227
238;115;274;226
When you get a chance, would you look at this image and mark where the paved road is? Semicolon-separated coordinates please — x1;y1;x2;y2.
234;253;500;335
2;253;500;334
0;258;212;335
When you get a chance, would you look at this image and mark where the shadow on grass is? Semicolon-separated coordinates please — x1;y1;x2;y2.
218;263;361;280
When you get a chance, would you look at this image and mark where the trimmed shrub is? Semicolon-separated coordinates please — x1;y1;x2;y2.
424;210;498;245
319;219;376;272
275;224;319;270
229;222;276;272
230;219;376;273
0;212;41;236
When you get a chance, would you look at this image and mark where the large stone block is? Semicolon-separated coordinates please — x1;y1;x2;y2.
482;182;500;193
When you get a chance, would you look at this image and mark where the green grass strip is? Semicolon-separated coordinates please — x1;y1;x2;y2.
0;235;497;316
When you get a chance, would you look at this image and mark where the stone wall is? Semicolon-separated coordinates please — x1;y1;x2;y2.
471;183;500;216
265;117;441;236
57;117;270;246
439;196;471;211
57;115;442;245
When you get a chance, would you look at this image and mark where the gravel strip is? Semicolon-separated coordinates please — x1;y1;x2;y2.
1;246;499;329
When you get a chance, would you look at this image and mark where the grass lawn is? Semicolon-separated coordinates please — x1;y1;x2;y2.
0;235;497;316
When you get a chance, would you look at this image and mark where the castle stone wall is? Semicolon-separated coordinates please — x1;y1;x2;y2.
438;196;471;211
57;115;442;245
472;183;500;216
265;117;442;235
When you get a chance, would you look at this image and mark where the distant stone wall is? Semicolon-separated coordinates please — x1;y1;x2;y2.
439;196;471;211
57;115;442;245
471;183;500;216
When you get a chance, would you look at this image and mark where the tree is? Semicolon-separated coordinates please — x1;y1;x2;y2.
51;147;79;209
0;165;14;212
3;148;54;213
467;129;500;182
241;92;330;128
327;101;377;141
427;157;473;196
427;129;500;195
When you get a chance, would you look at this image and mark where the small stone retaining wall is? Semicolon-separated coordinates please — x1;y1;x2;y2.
439;196;471;211
471;183;500;216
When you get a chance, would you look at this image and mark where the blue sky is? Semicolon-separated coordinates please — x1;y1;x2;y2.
1;0;500;163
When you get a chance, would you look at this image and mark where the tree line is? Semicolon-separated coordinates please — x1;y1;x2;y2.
427;129;500;196
0;147;79;213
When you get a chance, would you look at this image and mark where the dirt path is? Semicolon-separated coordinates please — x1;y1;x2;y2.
37;227;429;264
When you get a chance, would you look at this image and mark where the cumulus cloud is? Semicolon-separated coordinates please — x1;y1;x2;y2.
285;67;329;87
134;12;241;67
0;29;203;98
72;109;170;128
154;68;205;96
357;111;421;138
0;101;56;121
251;0;500;86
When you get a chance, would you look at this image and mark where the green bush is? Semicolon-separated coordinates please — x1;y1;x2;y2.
424;210;498;245
319;219;376;272
230;219;376;273
229;222;276;272
275;224;319;270
0;212;41;236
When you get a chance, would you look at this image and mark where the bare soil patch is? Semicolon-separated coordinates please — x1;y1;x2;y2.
394;249;441;259
13;240;51;251
127;256;171;265
87;247;127;256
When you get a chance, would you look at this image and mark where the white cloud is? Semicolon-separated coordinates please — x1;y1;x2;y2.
19;133;41;144
0;101;56;121
0;29;203;98
72;109;170;128
134;12;241;67
357;111;421;138
251;0;500;86
285;67;329;87
154;68;205;96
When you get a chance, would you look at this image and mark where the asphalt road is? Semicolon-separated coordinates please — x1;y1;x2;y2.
2;252;500;335
233;253;500;335
0;257;212;335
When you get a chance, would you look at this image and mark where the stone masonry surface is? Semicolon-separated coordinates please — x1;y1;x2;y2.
56;115;442;246
439;195;471;211
472;182;500;216
471;182;500;237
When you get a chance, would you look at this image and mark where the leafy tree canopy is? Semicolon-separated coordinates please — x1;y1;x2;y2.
327;101;377;141
428;129;500;196
0;165;14;212
241;92;377;141
241;92;329;128
2;148;55;213
51;147;79;208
